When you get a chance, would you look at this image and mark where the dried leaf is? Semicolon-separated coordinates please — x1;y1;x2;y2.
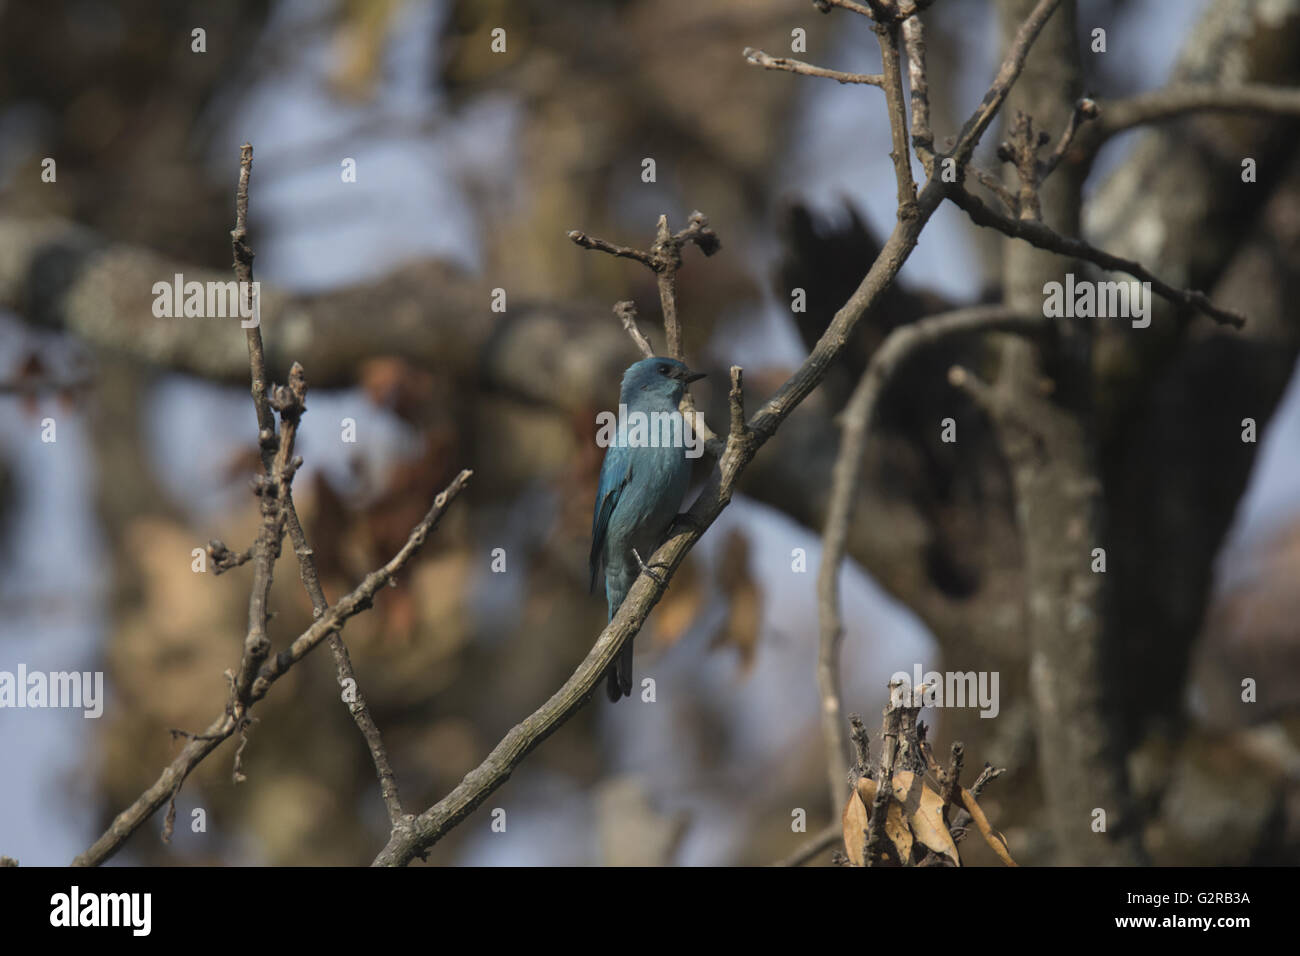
649;554;705;649
330;0;404;100
841;788;869;866
710;530;762;671
883;796;914;863
892;770;960;866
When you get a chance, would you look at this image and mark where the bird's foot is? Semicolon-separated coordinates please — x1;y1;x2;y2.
631;548;669;585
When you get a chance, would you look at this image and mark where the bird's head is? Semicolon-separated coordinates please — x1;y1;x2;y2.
620;356;706;405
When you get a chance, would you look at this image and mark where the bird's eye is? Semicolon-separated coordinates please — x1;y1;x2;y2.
658;364;670;375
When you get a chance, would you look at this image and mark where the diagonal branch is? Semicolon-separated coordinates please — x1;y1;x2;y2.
950;0;1063;171
947;184;1246;327
613;301;655;358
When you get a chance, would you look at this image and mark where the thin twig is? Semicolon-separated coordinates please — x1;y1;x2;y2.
968;164;1019;213
814;0;878;19
228;144;287;770
613;301;655;358
278;412;409;826
902;14;933;167
565;230;656;269
1040;97;1099;180
950;0;1063;171
942;741;964;811
872;18;917;217
774;824;841;867
849;713;871;776
652;211;721;360
742;47;883;87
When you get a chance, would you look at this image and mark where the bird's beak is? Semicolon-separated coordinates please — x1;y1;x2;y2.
684;370;706;384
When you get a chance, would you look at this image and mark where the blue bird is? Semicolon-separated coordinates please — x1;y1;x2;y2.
591;356;705;701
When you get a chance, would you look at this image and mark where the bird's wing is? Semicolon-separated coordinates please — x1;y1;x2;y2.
590;444;632;592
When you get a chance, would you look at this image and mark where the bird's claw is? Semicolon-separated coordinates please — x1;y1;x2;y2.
632;548;669;585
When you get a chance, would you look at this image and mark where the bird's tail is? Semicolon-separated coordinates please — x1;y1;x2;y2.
605;640;634;701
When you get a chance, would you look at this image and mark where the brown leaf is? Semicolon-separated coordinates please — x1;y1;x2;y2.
330;0;404;101
883;795;914;864
841;787;869;866
892;770;960;866
359;357;430;418
649;554;705;650
709;529;762;671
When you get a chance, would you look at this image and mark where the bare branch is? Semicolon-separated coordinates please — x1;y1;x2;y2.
229;143;283;738
774;824;841;867
902;14;933;166
873;19;918;216
948;185;1246;327
950;0;1063;170
941;741;965;810
565;230;657;269
814;0;878;19
278;416;408;825
613;301;655;358
1095;84;1300;143
1040;97;1099;180
742;47;883;87
653;217;684;359
968;163;1019;213
568;211;719;363
727;366;747;441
